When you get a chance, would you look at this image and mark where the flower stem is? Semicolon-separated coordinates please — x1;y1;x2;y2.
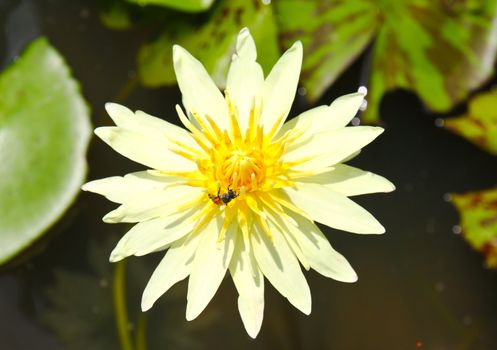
114;74;139;104
135;313;148;350
97;74;139;124
113;260;134;350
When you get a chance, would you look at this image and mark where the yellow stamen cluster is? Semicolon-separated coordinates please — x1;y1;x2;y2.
161;90;315;242
182;91;297;202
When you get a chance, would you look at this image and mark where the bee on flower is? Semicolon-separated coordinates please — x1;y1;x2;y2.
82;28;394;338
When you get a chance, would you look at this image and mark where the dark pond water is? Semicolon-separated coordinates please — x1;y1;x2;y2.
1;0;497;349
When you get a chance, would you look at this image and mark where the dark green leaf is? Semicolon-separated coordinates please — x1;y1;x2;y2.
276;0;497;123
100;2;134;30
41;237;208;350
41;239;120;350
138;0;280;88
0;38;92;264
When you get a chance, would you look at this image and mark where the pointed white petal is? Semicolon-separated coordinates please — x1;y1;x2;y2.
105;103;201;153
261;205;310;270
226;29;264;134
134;110;201;151
238;295;264;339
141;233;202;311
297;164;395;196
279;92;365;137
282;126;383;172
82;176;150;204
186;218;237;321
260;41;302;133
279;222;310;271
251;221;311;315
95;127;196;171
102;185;204;223
341;149;361;163
229;235;264;338
173;45;229;130
286;213;357;282
109;209;197;262
105;102;134;125
235;27;257;60
82;171;178;203
283;183;385;234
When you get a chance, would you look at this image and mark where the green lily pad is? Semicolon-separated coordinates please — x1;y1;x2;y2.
276;0;497;123
444;88;497;154
127;0;215;13
138;0;280;88
451;188;497;268
0;38;91;264
100;2;134;31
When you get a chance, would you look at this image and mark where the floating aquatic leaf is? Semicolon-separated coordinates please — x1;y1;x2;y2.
100;1;134;31
127;0;215;13
138;0;279;88
42;238;121;350
276;0;497;123
276;1;377;102
0;38;91;264
444;88;497;154
41;237;208;350
43;270;118;350
451;188;497;268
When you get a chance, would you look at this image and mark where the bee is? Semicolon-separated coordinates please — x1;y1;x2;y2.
208;186;238;205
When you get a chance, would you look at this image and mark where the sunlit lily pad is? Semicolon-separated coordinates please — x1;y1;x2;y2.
0;38;91;264
276;0;497;123
138;0;279;87
127;0;215;13
451;188;497;268
444;88;497;154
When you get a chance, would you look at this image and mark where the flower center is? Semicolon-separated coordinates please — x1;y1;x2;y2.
173;90;298;206
221;148;265;192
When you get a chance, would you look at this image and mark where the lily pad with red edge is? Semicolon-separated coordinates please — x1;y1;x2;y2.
275;0;497;123
451;188;497;268
0;38;92;265
444;88;497;155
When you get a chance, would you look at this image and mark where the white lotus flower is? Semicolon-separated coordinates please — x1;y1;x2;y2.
82;28;394;338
